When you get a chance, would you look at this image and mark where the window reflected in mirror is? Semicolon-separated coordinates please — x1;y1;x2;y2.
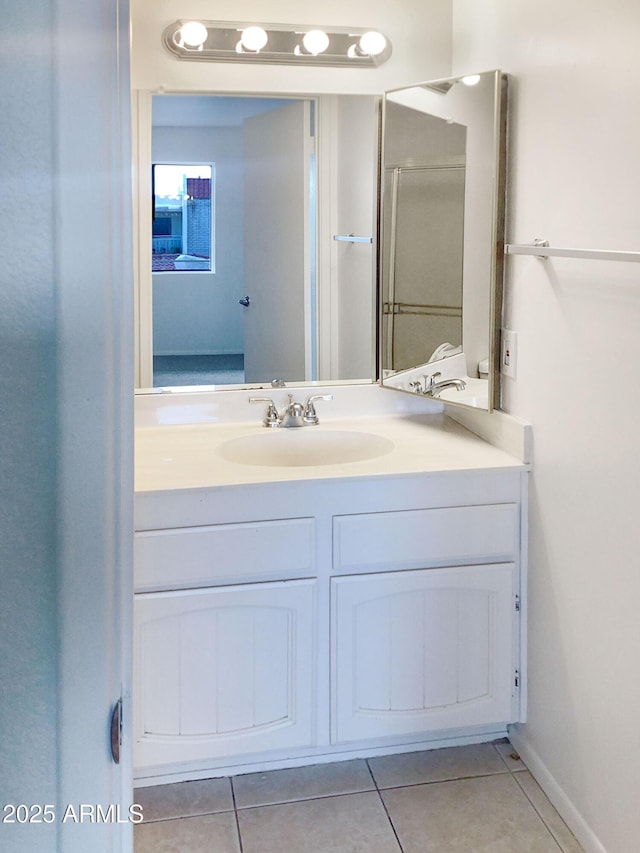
152;164;214;273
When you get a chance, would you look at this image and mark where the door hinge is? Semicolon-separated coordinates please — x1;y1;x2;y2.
110;698;123;765
514;669;520;689
515;593;521;612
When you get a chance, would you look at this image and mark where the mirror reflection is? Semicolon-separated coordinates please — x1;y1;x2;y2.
139;94;378;390
379;70;507;411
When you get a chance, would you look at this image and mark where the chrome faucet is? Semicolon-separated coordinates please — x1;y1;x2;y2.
249;393;333;427
279;395;306;428
422;372;467;397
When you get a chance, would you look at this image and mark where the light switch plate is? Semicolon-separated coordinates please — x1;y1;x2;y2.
501;329;517;378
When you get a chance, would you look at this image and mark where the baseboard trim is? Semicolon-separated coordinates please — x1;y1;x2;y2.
508;725;607;853
153;350;243;358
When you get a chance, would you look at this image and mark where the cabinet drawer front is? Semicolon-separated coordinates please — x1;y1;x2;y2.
333;504;518;571
135;518;315;591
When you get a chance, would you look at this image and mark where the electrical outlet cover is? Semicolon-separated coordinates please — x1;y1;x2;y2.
501;329;517;378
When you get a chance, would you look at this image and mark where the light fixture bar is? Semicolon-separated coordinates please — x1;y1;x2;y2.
163;20;392;67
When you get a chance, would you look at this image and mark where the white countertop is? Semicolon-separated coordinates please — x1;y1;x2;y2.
135;412;527;494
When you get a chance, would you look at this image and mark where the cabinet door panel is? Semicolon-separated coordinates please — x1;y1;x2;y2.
422;590;459;708
253;608;291;727
180;608;220;735
140;615;181;736
332;565;514;743
389;592;426;711
215;608;258;735
354;595;392;711
458;590;492;702
134;580;315;769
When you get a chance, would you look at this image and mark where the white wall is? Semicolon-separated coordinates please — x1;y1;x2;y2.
152;124;244;356
453;2;640;851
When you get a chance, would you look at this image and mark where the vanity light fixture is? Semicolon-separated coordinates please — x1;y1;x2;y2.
163;20;392;67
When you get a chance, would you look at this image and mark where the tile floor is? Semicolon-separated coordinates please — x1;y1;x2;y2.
134;740;584;852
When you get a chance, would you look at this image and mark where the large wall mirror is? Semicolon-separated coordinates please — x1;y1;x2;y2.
134;72;507;413
134;92;379;391
379;70;507;411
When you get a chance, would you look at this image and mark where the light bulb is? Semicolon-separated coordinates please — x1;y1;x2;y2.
240;26;268;52
461;74;481;86
302;30;330;55
179;21;208;48
358;31;387;56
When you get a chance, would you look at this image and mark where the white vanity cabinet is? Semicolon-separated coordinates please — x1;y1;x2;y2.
330;502;520;744
133;465;527;782
133;517;318;771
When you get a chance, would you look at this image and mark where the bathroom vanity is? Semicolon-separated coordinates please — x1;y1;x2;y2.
131;64;516;784
133;386;529;785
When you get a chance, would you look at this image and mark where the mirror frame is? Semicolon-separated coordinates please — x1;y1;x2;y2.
377;70;508;412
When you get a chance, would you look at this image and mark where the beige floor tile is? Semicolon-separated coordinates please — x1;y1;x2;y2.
134;777;234;822
134;811;240;853
382;773;562;852
233;759;375;808
494;739;529;772
368;743;508;789
237;791;401;853
515;771;584;852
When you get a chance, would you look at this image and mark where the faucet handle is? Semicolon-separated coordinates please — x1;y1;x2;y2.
303;394;333;424
249;396;280;427
423;372;441;395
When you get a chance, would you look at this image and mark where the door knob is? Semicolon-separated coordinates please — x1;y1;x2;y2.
239;296;251;307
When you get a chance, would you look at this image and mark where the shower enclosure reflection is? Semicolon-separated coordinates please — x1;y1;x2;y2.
381;104;466;371
379;71;507;411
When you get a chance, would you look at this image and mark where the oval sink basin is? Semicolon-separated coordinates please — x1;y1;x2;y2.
216;429;395;467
